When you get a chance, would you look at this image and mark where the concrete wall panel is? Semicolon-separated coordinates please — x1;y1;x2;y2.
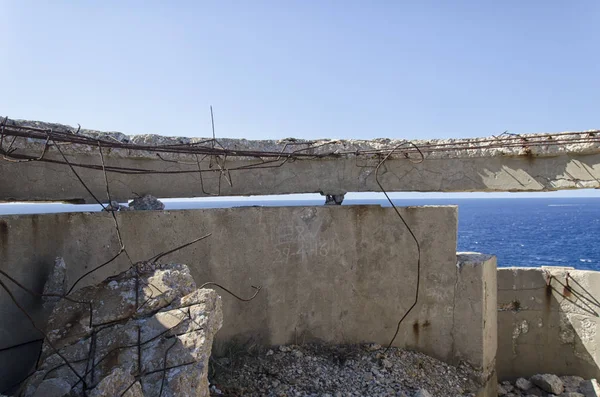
497;267;600;380
0;205;494;393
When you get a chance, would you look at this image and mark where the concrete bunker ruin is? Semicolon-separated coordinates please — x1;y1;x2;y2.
1;117;600;396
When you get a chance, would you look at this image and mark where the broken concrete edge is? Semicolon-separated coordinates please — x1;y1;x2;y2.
22;262;223;397
454;252;499;397
454;253;497;372
4;117;600;160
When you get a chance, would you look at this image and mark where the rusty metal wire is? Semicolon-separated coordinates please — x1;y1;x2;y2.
373;143;422;353
2;117;597;183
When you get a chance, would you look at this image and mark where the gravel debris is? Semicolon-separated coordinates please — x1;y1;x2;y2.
497;374;598;396
209;344;483;397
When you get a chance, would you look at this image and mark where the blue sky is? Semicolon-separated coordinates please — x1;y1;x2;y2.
1;1;598;199
1;1;599;141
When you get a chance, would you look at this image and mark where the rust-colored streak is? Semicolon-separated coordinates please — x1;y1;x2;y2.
413;321;420;344
545;284;553;311
0;220;8;254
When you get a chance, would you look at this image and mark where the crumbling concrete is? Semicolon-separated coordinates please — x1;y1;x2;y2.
128;194;165;211
1;118;599;202
497;267;600;381
21;263;223;397
0;206;496;396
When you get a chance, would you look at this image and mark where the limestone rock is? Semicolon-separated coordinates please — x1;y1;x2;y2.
531;374;564;395
497;383;508;395
42;257;68;311
502;380;514;392
561;376;585;393
88;368;143;397
516;377;533;391
31;378;71;397
22;263;222;397
128;194;165;211
560;392;585;397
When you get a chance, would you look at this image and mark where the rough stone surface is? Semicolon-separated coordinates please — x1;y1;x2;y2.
496;375;597;397
414;389;433;397
210;344;483;397
580;379;600;396
88;368;143;397
42;257;68;311
562;376;585;393
128;194;165;210
516;378;533;391
21;263;222;397
531;374;564;394
31;378;72;397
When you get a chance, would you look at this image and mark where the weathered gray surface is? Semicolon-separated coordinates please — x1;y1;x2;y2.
455;253;498;391
1;118;600;202
0;205;494;393
497;267;600;381
22;263;222;397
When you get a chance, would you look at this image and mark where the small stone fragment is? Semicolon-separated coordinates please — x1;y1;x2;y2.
531;374;564;395
381;358;393;369
128;194;165;210
324;194;345;205
414;389;432;397
526;386;545;396
365;343;381;351
561;376;585;393
498;384;508;396
516;377;533;391
501;380;515;392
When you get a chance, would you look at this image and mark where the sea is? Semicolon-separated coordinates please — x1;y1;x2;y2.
0;197;598;270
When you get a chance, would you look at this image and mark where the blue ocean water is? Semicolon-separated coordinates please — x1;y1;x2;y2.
0;197;598;270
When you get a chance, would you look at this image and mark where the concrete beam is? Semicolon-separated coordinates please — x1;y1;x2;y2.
1;118;600;202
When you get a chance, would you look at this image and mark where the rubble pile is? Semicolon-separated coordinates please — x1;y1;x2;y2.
498;374;600;397
209;343;484;397
19;262;222;397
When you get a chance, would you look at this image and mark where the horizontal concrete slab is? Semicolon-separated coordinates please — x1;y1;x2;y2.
1;118;599;202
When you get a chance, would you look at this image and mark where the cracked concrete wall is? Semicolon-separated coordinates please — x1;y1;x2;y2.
0;205;494;394
497;267;600;380
1;119;600;202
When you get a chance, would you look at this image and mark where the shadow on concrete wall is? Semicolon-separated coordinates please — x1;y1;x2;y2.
497;268;600;381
